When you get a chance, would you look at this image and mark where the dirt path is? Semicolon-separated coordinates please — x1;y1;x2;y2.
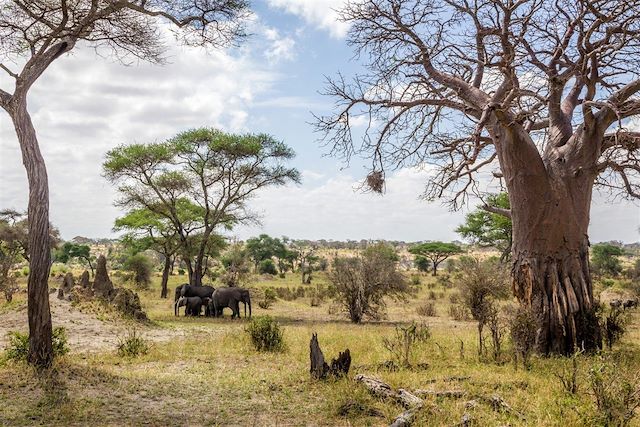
0;297;186;353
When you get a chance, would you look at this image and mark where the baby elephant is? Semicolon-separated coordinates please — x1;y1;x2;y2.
175;296;203;316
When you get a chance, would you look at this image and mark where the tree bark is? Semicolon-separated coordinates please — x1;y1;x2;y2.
9;100;53;367
496;124;602;355
160;255;171;298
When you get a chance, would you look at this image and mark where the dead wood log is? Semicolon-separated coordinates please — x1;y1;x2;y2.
310;333;350;379
414;389;467;398
355;375;424;427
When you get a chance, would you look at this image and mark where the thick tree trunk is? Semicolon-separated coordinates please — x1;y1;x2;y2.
10;101;53;367
160;255;171;298
493;123;602;355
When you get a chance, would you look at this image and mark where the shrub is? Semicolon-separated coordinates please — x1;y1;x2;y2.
591;243;624;277
414;256;431;273
449;292;460;304
123;253;153;289
410;274;421;286
258;259;278;275
416;301;437;317
508;307;537;370
382;321;430;367
457;258;509;356
428;290;437;300
245;316;284;352
449;304;471;321
603;308;629;350
330;244;409;323
178;268;185;275
117;329;149;357
4;327;69;361
258;288;277;310
436;274;453;289
588;358;640;426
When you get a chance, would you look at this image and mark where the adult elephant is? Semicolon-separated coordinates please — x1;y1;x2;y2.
174;284;215;316
210;287;251;319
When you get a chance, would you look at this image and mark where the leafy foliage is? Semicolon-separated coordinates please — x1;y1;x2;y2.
4;327;69;362
456;193;512;261
409;242;463;276
123;253;153;289
117;329;150;358
591;243;624;277
104;129;300;286
245;316;285;352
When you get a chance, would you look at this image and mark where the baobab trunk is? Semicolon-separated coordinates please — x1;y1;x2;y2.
10;100;54;367
502;128;601;355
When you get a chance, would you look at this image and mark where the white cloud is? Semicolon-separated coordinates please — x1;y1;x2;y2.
234;167;468;241
0;29;281;239
264;27;296;63
266;0;350;38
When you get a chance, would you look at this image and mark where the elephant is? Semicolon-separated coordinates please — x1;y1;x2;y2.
209;287;252;319
174;284;186;303
173;284;214;315
176;296;203;316
180;284;215;299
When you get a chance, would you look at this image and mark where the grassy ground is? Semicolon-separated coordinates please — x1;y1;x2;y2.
1;271;640;426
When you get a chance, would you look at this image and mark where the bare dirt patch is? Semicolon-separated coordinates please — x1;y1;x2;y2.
0;296;186;353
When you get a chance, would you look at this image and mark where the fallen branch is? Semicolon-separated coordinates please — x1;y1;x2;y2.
414;389;467;398
355;375;424;427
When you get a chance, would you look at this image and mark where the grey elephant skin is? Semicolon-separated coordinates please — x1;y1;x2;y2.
175;296;203;316
210;287;252;319
174;284;215;316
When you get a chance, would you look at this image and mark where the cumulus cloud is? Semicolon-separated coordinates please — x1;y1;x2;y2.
266;0;349;38
0;28;282;239
263;27;296;63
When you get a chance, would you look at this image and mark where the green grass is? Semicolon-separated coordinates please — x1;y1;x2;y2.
1;271;640;426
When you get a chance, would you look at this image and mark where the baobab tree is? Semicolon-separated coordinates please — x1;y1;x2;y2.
317;0;640;354
0;0;250;367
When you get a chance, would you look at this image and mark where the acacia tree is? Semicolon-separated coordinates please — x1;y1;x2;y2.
0;0;250;367
114;208;183;298
317;0;640;355
56;242;95;276
104;128;300;287
456;193;512;262
409;242;463;276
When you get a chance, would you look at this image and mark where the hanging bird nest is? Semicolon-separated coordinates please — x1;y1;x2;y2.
366;170;385;193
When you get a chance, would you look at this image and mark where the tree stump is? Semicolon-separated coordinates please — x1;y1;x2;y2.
310;333;351;379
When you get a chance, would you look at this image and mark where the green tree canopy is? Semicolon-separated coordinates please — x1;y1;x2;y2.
104;128;300;286
456;193;512;262
591;243;625;277
409;242;463;276
56;242;95;275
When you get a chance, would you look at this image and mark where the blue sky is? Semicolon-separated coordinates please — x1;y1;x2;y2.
0;0;638;243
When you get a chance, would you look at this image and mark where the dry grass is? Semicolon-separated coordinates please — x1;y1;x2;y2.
1;271;640;426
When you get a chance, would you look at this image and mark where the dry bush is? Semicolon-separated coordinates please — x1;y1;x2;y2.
508;307;537;370
456;258;510;356
382;321;431;367
588;358;640;426
329;244;409;323
416;301;437;317
449;304;471;321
